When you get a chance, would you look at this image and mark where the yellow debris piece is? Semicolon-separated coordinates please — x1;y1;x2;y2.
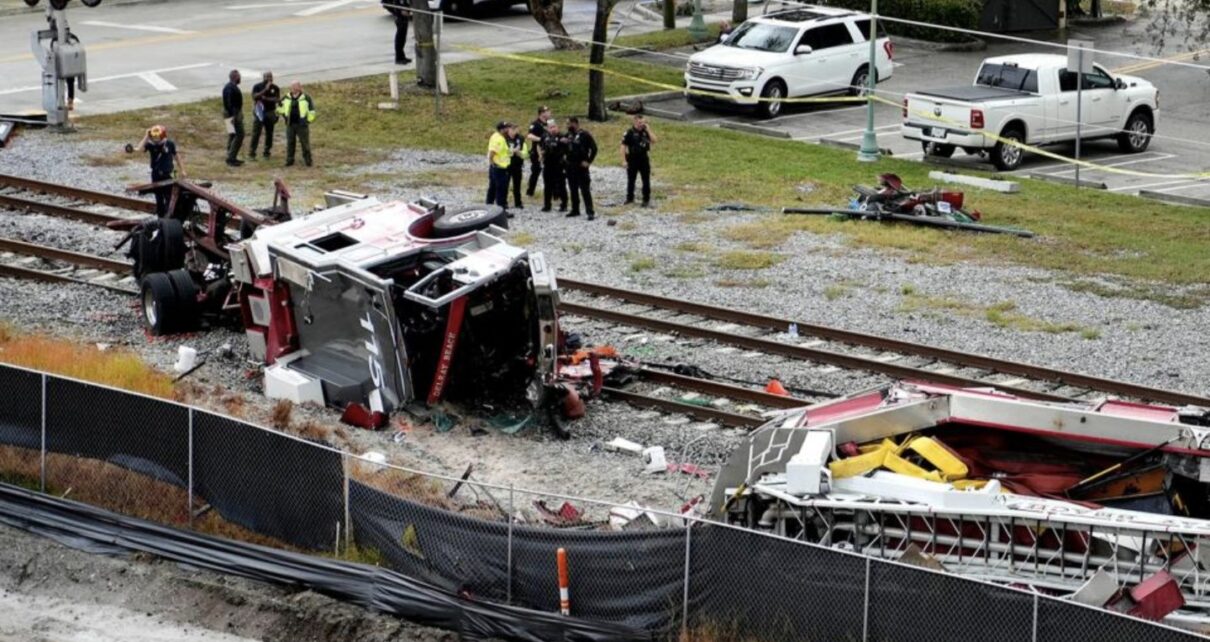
883;450;944;482
828;445;889;479
905;436;969;481
951;479;990;491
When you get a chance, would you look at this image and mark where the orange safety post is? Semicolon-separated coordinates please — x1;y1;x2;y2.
556;547;571;615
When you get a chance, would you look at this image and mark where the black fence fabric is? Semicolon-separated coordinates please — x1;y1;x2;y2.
0;366;39;450
351;481;686;631
46;376;190;487
0;482;647;642
192;410;344;551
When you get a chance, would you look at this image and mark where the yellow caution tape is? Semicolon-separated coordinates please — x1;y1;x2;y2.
455;45;868;105
455;45;1210;181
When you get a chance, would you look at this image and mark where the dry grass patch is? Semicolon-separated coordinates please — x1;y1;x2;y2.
0;329;173;398
715;251;785;270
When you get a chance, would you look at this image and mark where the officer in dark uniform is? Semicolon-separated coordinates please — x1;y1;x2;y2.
621;113;656;207
565;116;598;220
525;105;550;198
540;119;569;212
507;123;527;209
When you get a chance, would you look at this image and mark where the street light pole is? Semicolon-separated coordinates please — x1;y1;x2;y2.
856;0;880;162
687;0;707;42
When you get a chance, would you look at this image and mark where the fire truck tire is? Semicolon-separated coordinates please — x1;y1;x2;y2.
166;269;200;331
430;205;507;238
50;0;68;9
140;272;180;336
159;218;186;271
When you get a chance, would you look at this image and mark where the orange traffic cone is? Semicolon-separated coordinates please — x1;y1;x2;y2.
765;378;789;396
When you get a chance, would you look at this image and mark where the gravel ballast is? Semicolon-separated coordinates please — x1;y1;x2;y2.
2;129;1209;514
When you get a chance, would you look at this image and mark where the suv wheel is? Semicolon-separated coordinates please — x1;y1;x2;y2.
758;80;786;119
849;65;873;97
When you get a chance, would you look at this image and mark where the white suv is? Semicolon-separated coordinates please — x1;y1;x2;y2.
685;8;894;119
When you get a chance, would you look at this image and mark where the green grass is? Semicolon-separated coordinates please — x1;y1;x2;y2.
80;47;1210;289
612;24;722;53
899;294;1099;336
629;254;658;272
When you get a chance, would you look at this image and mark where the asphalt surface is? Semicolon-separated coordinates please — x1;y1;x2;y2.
0;0;659;114
635;17;1210;201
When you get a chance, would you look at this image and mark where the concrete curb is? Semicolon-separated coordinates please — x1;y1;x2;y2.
1028;172;1108;190
1069;15;1129;27
1139;190;1210;208
641;105;686;120
892;34;986;53
819;137;893;155
721;121;792;139
0;0;172;17
604;90;682;104
928;170;1019;193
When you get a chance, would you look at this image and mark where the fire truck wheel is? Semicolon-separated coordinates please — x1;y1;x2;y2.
159;218;186;271
132;219;186;278
49;0;68;9
430;205;507;238
166;269;200;331
141;272;180;336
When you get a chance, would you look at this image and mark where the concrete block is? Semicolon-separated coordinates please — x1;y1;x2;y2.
928;170;1019;193
1139;190;1210;208
1028;172;1108;190
721;121;792;139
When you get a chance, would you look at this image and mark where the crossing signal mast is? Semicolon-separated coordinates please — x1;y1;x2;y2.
26;0;104;128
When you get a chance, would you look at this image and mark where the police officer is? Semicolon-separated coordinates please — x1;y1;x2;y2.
277;82;317;167
525;105;550;198
222;70;245;167
565;116;598;220
392;3;412;65
507;123;528;209
621;112;656;207
540;119;569;213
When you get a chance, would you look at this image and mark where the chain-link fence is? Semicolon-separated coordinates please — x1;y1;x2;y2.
0;362;1203;641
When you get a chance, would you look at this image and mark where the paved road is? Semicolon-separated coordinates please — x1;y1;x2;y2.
0;0;660;115
636;17;1210;201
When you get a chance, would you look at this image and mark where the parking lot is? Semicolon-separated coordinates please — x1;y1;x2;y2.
633;16;1210;203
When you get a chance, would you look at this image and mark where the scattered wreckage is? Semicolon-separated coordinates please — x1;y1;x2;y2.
784;173;1034;238
118;179;591;435
709;382;1210;630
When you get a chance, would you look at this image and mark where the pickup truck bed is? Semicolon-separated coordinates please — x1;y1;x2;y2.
915;86;1032;103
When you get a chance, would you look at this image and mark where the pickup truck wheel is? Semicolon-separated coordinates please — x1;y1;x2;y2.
1118;111;1153;153
922;142;955;158
992;128;1025;171
757;80;786;119
431;205;507;238
140;272;180;336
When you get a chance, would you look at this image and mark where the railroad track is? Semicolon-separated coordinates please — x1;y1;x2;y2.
560;279;1210;409
0;173;154;225
0;237;135;294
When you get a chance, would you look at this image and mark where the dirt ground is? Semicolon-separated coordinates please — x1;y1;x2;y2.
0;522;454;642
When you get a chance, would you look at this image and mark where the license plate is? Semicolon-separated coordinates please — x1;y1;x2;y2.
926;127;947;138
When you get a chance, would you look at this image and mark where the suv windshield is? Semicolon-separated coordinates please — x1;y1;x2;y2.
725;22;798;53
976;63;1038;93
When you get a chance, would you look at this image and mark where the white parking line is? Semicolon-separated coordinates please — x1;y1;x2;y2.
1044;153;1175;177
1108;179;1194;192
137;72;177;92
0;63;212;96
1030;150;1165;174
82;21;194;35
295;0;363;16
228;2;326;8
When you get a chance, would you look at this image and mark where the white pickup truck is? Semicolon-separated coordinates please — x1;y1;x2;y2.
901;54;1159;171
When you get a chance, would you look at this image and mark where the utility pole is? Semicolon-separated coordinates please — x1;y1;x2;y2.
1067;39;1093;189
31;3;88;129
856;0;880;162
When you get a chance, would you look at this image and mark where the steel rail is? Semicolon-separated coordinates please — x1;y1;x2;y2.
561;279;1210;408
562;301;1074;403
0;192;127;226
638;367;818;409
0;173;156;213
0;263;135;295
601;387;765;429
0;238;130;273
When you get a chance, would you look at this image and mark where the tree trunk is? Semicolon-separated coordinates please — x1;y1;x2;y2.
412;0;437;88
732;0;747;25
530;0;583;50
663;0;675;29
587;0;615;121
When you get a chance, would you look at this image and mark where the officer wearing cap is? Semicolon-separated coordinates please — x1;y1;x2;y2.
621;112;656;207
486;121;513;214
540;119;569;213
565;116;598;220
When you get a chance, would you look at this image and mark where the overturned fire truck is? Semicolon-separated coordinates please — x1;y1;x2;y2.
121;180;572;432
711;382;1210;630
